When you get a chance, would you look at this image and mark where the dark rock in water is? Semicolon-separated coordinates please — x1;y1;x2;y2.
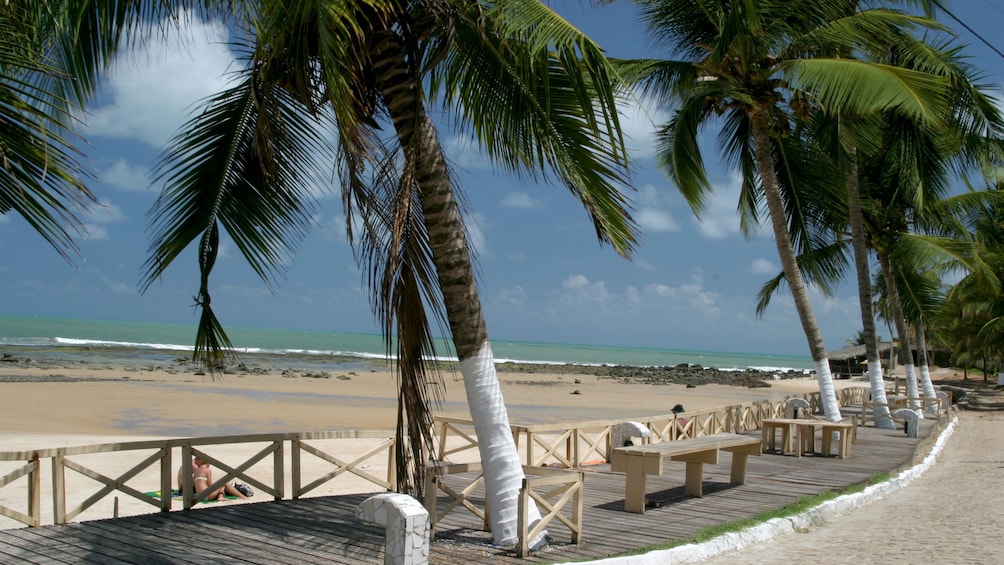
492;360;798;389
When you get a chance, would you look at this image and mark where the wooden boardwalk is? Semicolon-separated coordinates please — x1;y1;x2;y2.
0;414;944;564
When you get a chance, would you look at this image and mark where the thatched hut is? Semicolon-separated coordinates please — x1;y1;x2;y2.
827;342;895;378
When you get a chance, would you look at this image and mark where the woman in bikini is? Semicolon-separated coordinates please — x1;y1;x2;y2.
177;455;251;500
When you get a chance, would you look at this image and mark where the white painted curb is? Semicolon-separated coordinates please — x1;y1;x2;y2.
563;416;958;565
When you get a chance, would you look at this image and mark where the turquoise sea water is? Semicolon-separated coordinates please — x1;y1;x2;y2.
0;314;814;372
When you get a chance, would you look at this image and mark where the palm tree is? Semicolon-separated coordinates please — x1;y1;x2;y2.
0;1;134;259
856;30;1004;410
612;0;947;420
939;196;1004;375
141;0;636;547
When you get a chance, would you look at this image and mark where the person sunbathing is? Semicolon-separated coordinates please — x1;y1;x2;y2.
178;456;253;500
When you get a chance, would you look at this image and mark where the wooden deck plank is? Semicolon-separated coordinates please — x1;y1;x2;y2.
0;415;943;564
0;529;80;565
3;522;214;565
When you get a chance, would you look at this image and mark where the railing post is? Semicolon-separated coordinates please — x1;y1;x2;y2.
274;439;284;500
566;432;574;468
387;437;397;492
28;453;39;526
291;437;301;499
180;444;193;510
436;420;448;461
517;477;531;557
52;452;65;524
160;446;172;512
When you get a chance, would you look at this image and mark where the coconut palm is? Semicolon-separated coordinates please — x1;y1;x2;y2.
856;32;1004;409
939;196;1004;372
611;0;949;420
0;1;129;259
140;0;636;547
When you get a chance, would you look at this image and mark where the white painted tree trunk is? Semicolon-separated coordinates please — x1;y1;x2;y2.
814;359;843;421
459;341;545;548
919;365;937;415
904;364;922;417
866;360;895;429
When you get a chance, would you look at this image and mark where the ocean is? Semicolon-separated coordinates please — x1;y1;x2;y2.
0;314;814;373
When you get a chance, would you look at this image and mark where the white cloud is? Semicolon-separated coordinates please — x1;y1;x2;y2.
633;258;655;271
83;17;234;148
636;208;679;233
494;285;528;309
750;258;776;275
646;281;721;317
445;134;491;171
81;224;110;241
633;184;679;234
692;172;744;239
464;211;487;256
102;159;152;192
101;275;134;295
617;93;668;160
84;201;126;224
556;273;720;317
502;192;545;209
562;274;591;290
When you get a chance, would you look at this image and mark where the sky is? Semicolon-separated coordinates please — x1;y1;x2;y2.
2;1;1003;358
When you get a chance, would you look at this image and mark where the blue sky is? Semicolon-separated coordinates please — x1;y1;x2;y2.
2;1;1002;357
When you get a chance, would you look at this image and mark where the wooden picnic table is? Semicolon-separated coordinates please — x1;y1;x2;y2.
609;433;762;513
761;418;855;459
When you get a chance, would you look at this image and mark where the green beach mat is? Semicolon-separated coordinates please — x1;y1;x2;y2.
145;490;240;503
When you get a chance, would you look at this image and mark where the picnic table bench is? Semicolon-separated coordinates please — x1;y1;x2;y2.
609;432;762;513
761;418;855;458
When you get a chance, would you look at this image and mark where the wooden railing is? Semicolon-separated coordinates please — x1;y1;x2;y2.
1;387;873;532
423;460;584;557
860;396;949;427
0;430;396;528
433;387;868;468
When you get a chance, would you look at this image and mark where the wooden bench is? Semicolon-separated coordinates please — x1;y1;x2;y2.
761;418;855;459
609;433;762;513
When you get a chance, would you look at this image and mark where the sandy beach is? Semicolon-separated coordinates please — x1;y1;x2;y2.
0;359;942;530
0;362;849;440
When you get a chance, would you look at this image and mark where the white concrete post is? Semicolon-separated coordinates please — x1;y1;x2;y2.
609;422;651;459
784;397;811;419
892;409;920;438
356;493;430;565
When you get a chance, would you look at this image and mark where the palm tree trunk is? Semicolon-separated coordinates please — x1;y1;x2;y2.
915;319;938;413
876;249;921;414
373;35;543;548
751;109;842;421
844;157;893;428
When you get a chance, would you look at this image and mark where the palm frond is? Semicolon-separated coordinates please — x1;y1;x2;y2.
143;62;328;289
348;133;447;497
143;56;330;372
754;240;849;316
655;93;713;214
785;59;948;124
434;0;637;256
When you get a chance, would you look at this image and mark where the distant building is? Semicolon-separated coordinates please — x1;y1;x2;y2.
827;341;951;378
826;342;895;379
